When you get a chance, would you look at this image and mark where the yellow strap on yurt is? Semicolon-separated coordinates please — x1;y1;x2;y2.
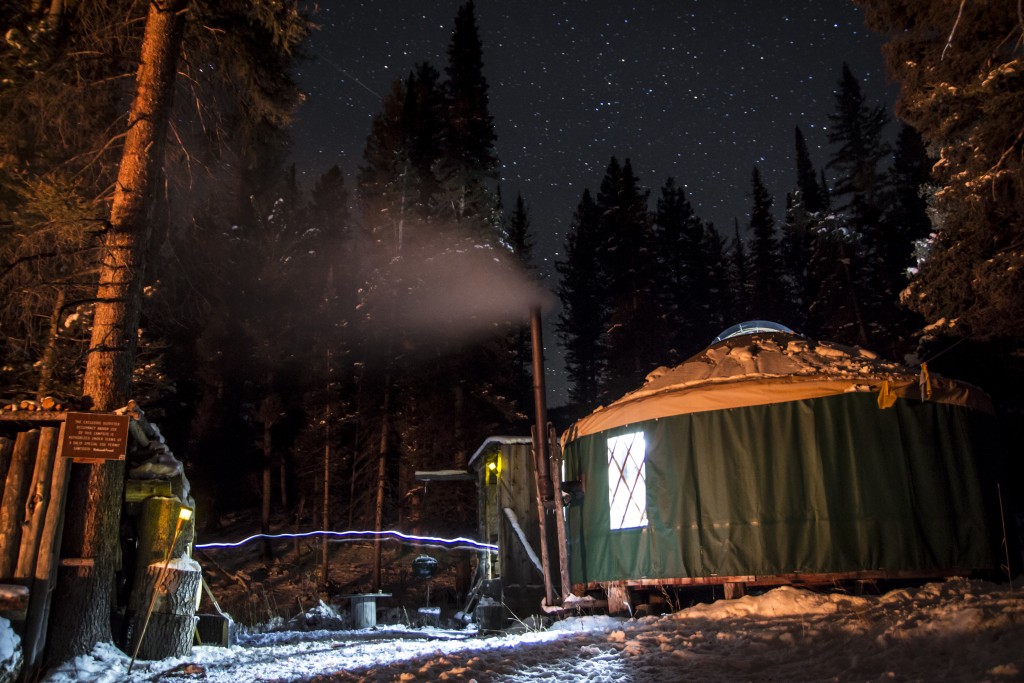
877;380;897;409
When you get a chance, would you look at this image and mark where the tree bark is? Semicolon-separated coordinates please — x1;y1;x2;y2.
128;564;201;660
372;377;390;592
321;408;330;586
260;394;278;561
37;287;65;399
47;0;186;665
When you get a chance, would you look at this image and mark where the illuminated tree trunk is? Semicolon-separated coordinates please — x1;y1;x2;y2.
46;0;186;664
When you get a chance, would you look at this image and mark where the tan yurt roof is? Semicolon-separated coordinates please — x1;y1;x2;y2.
563;329;992;444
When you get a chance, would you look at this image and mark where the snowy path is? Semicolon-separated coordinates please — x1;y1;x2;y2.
43;578;1024;682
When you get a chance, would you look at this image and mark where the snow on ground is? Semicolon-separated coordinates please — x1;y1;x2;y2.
0;616;22;683
42;578;1024;682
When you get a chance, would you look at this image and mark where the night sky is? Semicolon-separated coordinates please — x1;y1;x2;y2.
289;0;898;403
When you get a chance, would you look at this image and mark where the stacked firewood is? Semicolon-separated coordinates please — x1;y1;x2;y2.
1;397;66;412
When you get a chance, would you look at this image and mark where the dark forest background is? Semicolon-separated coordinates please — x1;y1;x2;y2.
1;0;1021;543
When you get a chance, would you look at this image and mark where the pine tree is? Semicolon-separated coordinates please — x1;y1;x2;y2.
827;63;890;211
358;76;432;248
349;2;518;577
505;193;534;264
872;123;932;343
702;223;734;341
858;0;1024;340
435;0;500;236
0;0;308;405
746;166;789;323
783;127;829;331
806;213;870;346
503;192;536;412
443;1;497;175
653;177;710;361
795;126;828;213
557;189;607;409
596;158;660;401
729;218;752;320
48;0;189;662
817;63;902;347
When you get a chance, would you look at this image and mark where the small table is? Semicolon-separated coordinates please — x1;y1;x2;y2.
343;593;391;629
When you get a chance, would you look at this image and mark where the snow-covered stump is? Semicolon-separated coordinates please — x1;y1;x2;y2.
128;560;201;660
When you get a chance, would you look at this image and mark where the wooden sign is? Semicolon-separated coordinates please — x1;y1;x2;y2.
62;412;130;461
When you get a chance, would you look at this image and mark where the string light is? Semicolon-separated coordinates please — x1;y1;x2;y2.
195;529;497;552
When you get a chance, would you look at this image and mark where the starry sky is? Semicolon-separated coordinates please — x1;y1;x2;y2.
289;0;898;403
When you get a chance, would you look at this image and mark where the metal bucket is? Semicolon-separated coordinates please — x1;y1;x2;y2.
474;600;506;632
350;595;378;629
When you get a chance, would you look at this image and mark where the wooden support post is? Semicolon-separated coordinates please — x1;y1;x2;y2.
531;426;555;609
606;584;630;615
0;437;14;486
723;582;746;600
15;427;60;580
547;425;571;604
0;430;40;577
21;423;72;682
529;307;557;609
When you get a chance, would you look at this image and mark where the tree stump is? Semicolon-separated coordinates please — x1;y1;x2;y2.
128;561;200;660
134;496;193;581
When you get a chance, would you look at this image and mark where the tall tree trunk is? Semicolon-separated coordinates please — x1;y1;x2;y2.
46;0;186;665
279;458;288;511
36;286;65;398
261;405;274;561
371;377;390;592
257;391;282;561
321;396;330;587
321;352;331;586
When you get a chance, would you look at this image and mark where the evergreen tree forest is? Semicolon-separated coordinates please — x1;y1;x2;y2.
557;62;935;414
0;0;537;568
1;2;1022;648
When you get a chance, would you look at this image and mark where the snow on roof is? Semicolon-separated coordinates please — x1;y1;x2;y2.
563;332;992;443
467;435;532;468
638;333;903;395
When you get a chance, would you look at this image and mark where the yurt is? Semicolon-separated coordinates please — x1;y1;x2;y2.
560;322;1006;596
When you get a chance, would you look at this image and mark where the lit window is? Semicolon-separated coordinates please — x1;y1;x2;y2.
607;431;647;530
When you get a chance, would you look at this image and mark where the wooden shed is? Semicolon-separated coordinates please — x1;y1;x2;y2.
468;436;549;620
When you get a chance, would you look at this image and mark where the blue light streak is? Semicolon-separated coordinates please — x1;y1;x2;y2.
194;529;497;553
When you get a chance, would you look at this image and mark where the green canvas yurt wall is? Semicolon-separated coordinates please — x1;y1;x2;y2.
561;330;1003;587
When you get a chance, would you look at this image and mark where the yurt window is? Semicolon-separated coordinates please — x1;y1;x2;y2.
607;431;648;530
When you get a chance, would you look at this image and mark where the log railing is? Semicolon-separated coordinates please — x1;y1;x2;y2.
0;415;72;682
